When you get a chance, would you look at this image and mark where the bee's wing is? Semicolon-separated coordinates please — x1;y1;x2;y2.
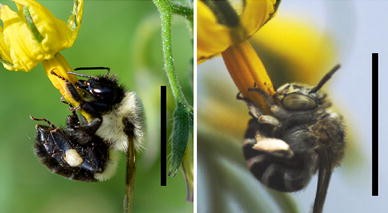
313;148;333;213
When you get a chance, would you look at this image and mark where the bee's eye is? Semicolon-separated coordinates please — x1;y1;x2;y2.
91;85;111;96
282;93;317;110
86;81;112;97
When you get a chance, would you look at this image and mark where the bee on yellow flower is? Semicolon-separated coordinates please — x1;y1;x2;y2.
198;1;347;213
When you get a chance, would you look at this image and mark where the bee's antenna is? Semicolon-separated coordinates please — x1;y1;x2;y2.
74;67;110;74
69;67;110;79
68;72;96;79
310;64;341;94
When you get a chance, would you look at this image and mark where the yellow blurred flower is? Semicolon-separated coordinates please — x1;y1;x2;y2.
0;0;85;114
198;0;280;111
251;15;337;85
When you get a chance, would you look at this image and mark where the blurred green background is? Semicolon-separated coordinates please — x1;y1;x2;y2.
0;1;192;212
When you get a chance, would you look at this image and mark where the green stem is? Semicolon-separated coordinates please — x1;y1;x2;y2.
153;0;190;108
170;3;193;26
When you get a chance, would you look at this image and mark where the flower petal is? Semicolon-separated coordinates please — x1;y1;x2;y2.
240;0;279;40
197;1;233;63
197;0;279;63
222;41;275;111
14;0;82;55
0;4;43;71
0;25;13;67
0;0;83;71
67;0;84;32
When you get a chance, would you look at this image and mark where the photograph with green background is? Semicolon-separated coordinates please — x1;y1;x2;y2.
0;0;193;212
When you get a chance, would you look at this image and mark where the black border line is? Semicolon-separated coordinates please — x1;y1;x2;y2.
372;53;378;196
161;86;167;186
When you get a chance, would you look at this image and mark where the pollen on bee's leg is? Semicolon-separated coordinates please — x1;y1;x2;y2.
64;149;83;167
253;136;294;158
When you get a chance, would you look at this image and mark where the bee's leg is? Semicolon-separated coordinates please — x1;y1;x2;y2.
237;92;261;118
60;96;69;105
60;96;80;110
78;118;102;134
248;87;275;106
237;92;280;127
30;116;57;128
50;70;85;106
51;70;88;106
66;110;82;128
247;104;280;127
66;81;84;103
57;98;86;128
236;92;247;101
247;87;290;119
256;114;280;127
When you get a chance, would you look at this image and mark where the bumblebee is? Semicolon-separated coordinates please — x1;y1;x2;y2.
32;67;144;181
239;65;345;213
51;67;144;152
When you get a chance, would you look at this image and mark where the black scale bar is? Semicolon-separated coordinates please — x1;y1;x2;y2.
372;53;378;196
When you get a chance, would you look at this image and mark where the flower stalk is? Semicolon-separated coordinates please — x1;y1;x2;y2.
222;41;275;111
170;2;193;26
153;0;193;201
42;54;77;101
153;0;191;108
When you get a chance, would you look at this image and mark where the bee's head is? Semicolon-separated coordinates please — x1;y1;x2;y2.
77;75;125;106
274;64;340;111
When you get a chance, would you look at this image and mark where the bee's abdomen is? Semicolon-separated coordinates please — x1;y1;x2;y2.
243;140;313;192
34;142;97;181
34;125;109;182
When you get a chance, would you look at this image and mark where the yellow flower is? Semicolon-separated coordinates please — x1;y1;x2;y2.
0;0;83;71
0;0;86;117
198;0;280;111
198;0;278;63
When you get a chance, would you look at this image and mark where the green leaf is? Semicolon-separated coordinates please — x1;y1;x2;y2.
169;101;193;177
